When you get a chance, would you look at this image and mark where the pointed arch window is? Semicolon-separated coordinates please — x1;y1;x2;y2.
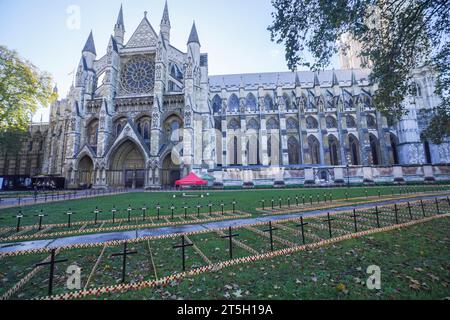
367;115;377;130
212;95;222;113
369;134;380;165
306;116;319;129
228;118;241;130
346;115;356;128
390;133;399;165
348;135;360;165
288;136;300;165
136;117;151;143
286;118;299;130
264;95;274;111
308;135;321;165
266;118;279;130
87;119;99;150
143;122;150;140
328;135;340;166
228;94;240;112
326;116;337;129
283;93;291;110
246;93;257;112
247;119;260;130
170;63;183;81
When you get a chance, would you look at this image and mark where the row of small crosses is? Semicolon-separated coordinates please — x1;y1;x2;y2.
33;217;304;297
5;197;449;232
5;200;240;231
23;197;450;297
260;194;336;209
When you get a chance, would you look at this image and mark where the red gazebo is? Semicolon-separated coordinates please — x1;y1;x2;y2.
175;172;208;187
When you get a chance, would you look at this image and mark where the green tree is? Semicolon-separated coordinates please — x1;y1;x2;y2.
268;0;449;142
0;45;56;131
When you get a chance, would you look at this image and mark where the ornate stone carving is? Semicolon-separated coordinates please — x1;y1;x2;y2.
152;112;160;129
126;19;157;48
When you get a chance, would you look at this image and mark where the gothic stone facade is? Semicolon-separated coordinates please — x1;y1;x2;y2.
2;4;450;188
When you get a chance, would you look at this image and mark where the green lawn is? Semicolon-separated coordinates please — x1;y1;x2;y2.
109;217;450;300
0;185;448;229
1;200;449;300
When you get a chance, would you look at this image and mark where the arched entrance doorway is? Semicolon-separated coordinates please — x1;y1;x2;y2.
161;153;181;187
109;140;146;188
78;155;94;187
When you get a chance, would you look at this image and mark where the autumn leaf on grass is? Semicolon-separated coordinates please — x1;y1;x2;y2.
427;273;439;282
336;283;349;294
408;278;422;291
232;289;243;298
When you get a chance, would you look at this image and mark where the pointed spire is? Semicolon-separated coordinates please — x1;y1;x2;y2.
116;4;124;27
187;21;200;45
351;70;358;85
53;84;58;94
83;31;96;55
314;73;320;87
161;1;170;27
295;72;301;87
332;69;339;86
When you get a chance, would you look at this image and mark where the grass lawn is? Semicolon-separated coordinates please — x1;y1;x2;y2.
109;217;450;300
1;200;449;300
0;185;448;229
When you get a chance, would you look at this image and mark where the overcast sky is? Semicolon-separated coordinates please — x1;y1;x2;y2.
0;0;340;122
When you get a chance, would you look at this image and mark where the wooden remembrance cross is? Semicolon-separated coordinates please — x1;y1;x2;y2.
35;249;68;296
221;226;239;259
263;221;278;252
296;216;308;245
110;242;137;283
173;235;194;271
323;212;335;239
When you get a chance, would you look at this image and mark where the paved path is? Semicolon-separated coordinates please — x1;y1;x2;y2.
1;193;448;254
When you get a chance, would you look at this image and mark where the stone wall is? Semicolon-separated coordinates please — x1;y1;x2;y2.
209;165;450;187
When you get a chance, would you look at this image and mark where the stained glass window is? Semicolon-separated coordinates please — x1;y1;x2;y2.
246;93;257;111
346;115;356;128
212;95;222;113
326;116;337;129
266;118;279;130
264;95;274;111
120;57;155;94
228;94;240;112
306;116;319;129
